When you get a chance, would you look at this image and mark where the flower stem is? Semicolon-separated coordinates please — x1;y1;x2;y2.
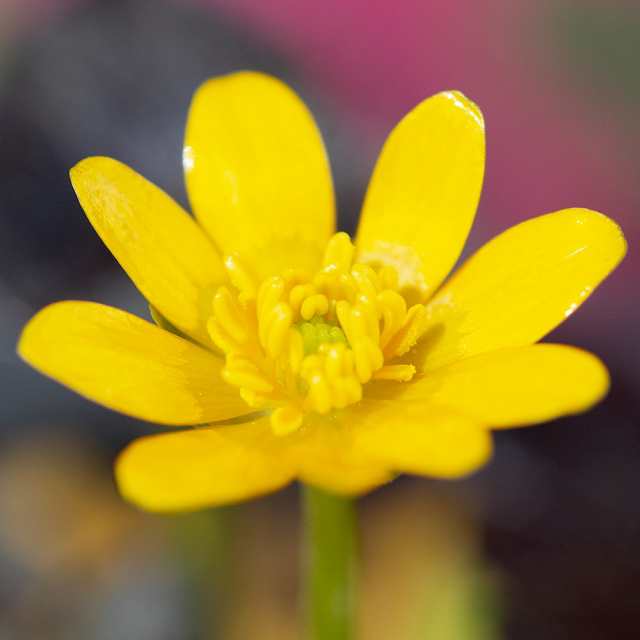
302;484;357;640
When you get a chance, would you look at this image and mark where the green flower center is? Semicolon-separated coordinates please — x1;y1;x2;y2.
296;317;348;356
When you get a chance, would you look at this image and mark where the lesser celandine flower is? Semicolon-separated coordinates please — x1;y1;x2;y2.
19;72;626;513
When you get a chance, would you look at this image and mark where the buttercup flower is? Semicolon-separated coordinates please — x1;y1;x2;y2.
19;72;626;512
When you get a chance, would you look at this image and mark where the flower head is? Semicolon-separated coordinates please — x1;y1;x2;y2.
209;230;428;436
18;72;626;511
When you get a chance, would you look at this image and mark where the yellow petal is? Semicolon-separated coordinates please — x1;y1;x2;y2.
70;156;225;346
389;344;609;429
414;209;626;371
348;400;492;479
184;71;335;280
355;91;485;303
116;420;294;512
18;301;248;426
291;415;393;495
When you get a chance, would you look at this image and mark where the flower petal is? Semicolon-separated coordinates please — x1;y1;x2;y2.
388;344;609;429
70;156;225;346
291;415;393;495
355;91;485;303
414;209;626;371
116;420;294;512
18;301;248;426
184;71;335;280
348;400;492;479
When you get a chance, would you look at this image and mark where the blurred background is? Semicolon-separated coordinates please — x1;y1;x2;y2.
0;0;638;637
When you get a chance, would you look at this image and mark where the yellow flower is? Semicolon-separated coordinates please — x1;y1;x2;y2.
18;72;626;512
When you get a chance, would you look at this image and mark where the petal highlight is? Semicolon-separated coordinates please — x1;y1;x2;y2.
18;302;248;425
70;156;225;346
356;91;485;303
184;71;335;280
414;209;626;371
116;420;294;512
393;344;609;429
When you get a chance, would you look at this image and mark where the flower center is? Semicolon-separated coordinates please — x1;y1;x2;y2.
297;318;348;356
207;233;425;436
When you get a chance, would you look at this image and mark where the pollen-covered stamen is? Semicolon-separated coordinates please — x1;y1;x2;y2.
208;232;427;435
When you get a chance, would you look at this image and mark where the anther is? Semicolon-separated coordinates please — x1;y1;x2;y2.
212;287;247;344
271;405;304;436
289;284;316;315
306;373;332;414
240;388;268;408
222;356;274;394
378;290;407;348
378;265;399;291
224;254;257;301
322;232;355;272
352;337;383;383
287;329;304;374
372;364;416;382
207;317;239;354
350;264;380;298
301;294;329;320
257;277;285;322
384;304;427;358
262;302;292;358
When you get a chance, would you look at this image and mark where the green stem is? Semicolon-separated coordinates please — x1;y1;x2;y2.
302;484;357;640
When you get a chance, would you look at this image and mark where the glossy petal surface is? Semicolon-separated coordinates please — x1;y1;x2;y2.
70;157;225;346
389;344;609;429
116;420;295;512
345;401;492;479
184;71;335;279
355;91;485;302
413;209;626;371
18;302;247;425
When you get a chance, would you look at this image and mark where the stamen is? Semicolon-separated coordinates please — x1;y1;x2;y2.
301;294;329;320
352;337;383;383
257;277;285;331
222;355;274;394
378;265;399;291
287;329;305;374
378;290;407;349
322;342;349;380
209;232;424;436
224;254;257;301
289;283;316;314
305;370;333;414
349;265;378;300
212;287;248;345
261;302;292;358
239;388;268;409
383;304;427;358
323;231;355;272
207;317;239;354
373;364;416;382
271;405;304;436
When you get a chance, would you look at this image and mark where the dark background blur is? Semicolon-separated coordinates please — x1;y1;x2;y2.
0;1;638;638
